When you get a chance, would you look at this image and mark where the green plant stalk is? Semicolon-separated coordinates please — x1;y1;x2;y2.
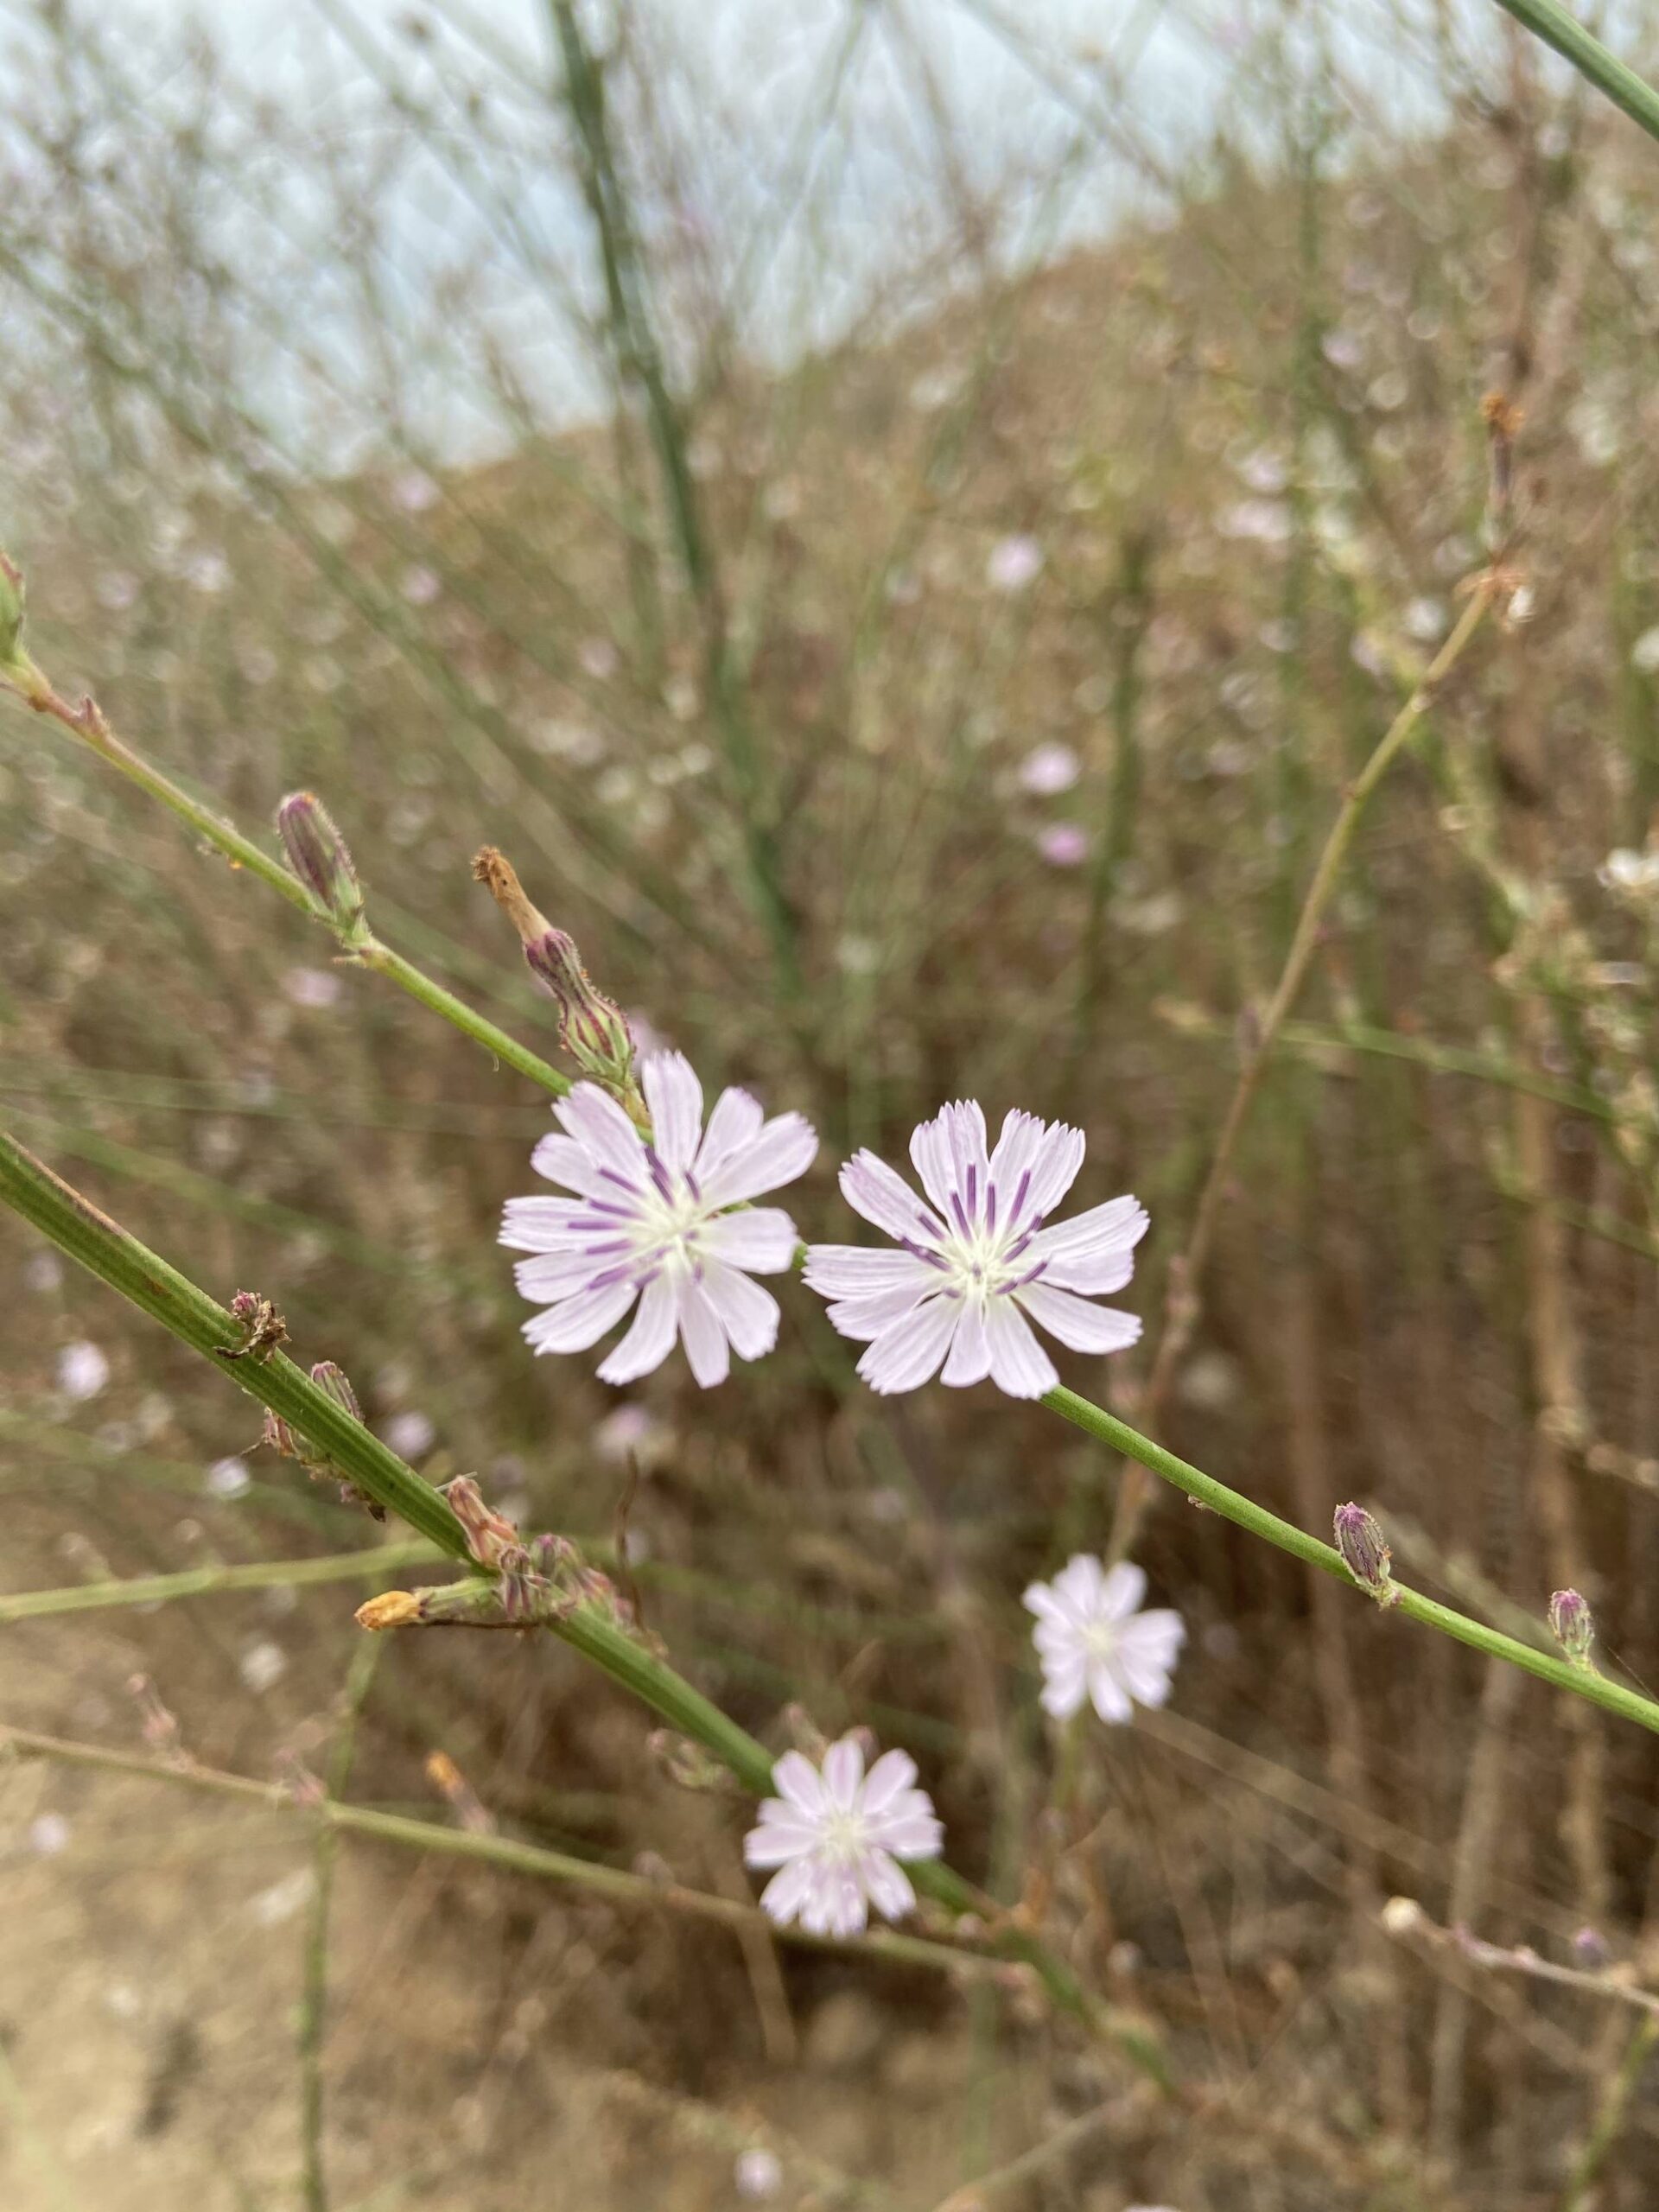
1045;1386;1659;1738
0;1541;438;1624
1492;0;1659;147
0;1129;1143;2063
0;664;570;1099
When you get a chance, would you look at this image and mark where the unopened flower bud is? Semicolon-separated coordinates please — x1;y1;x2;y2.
1573;1924;1611;1970
1548;1587;1595;1668
277;791;367;944
472;845;635;1090
0;550;24;667
1334;1502;1397;1607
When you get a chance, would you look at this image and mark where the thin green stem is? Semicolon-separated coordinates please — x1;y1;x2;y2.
0;665;569;1098
1492;0;1659;147
1046;1385;1659;1739
0;1541;437;1624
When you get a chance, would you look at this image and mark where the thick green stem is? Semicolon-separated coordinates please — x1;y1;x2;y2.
1046;1386;1659;1739
1492;0;1659;146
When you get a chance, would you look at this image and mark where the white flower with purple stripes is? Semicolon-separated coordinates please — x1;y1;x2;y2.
1024;1556;1185;1723
743;1734;943;1937
805;1101;1147;1397
501;1052;817;1388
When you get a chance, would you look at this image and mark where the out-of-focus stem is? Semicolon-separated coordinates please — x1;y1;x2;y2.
1491;0;1659;146
1108;571;1499;1556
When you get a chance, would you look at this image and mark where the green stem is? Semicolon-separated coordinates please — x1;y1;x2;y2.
1046;1386;1659;1739
356;940;569;1096
0;1129;1141;2064
0;1541;437;1624
1492;0;1659;147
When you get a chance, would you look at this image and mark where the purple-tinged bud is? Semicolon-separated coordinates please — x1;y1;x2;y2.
442;1474;521;1572
308;1359;363;1422
1548;1588;1595;1669
0;550;25;668
277;791;367;944
1572;1924;1611;1971
261;1406;302;1459
1335;1502;1397;1607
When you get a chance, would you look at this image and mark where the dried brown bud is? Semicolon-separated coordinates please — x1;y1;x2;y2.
442;1475;521;1572
473;846;634;1089
356;1590;423;1631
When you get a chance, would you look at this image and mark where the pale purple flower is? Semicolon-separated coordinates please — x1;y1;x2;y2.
987;533;1044;593
283;965;343;1009
1024;1556;1185;1722
1018;741;1080;795
383;1410;435;1460
734;2148;783;2200
806;1102;1146;1398
1036;823;1089;868
743;1735;943;1937
57;1340;110;1401
503;1052;817;1389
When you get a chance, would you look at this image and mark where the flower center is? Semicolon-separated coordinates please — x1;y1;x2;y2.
817;1808;868;1866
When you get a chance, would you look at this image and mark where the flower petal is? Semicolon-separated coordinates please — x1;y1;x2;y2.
594;1273;678;1385
822;1736;865;1808
839;1151;947;1249
699;1112;818;1208
702;1208;799;1274
696;1086;765;1179
1099;1560;1148;1619
698;1262;780;1362
856;1294;960;1394
858;1748;918;1816
1026;1195;1148;1287
770;1751;828;1815
1088;1662;1135;1725
743;1818;823;1868
529;1132;614;1198
553;1083;650;1185
1021;1120;1087;1224
940;1299;992;1386
860;1848;917;1923
803;1245;937;1299
514;1249;630;1302
1015;1281;1142;1355
501;1195;626;1252
872;1801;944;1859
642;1051;703;1171
758;1856;817;1927
982;1299;1058;1398
1039;1657;1089;1719
675;1280;731;1388
521;1280;637;1354
823;1283;933;1343
987;1109;1050;1230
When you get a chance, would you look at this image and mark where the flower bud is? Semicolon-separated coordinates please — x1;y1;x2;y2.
1334;1502;1397;1607
472;845;635;1090
277;791;367;943
1548;1587;1595;1668
0;550;24;668
356;1590;422;1631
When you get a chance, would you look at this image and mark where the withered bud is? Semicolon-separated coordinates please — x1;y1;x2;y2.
261;1406;302;1459
277;791;367;943
442;1474;521;1572
1481;391;1523;539
1548;1587;1595;1669
308;1359;363;1422
0;550;24;667
356;1590;422;1631
648;1730;735;1795
1334;1502;1398;1607
473;845;634;1090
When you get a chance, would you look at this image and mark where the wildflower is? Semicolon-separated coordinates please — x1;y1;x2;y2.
383;1409;435;1460
57;1340;111;1401
283;966;343;1009
743;1734;943;1937
734;2147;784;2200
1018;741;1079;795
987;534;1044;593
1036;823;1089;868
805;1102;1145;1397
1599;848;1659;893
503;1052;817;1387
1024;1556;1185;1722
